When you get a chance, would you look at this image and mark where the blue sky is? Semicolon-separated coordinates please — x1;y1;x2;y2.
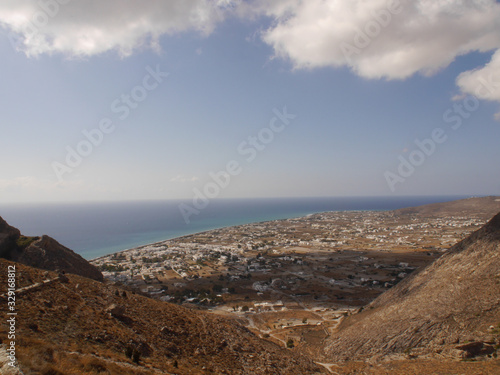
0;0;499;203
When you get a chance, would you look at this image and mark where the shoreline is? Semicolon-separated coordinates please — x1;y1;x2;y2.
91;195;500;265
89;210;335;261
3;195;476;261
90;199;498;318
89;207;393;261
88;198;488;261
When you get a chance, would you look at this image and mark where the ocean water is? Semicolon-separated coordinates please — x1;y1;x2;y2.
0;196;469;260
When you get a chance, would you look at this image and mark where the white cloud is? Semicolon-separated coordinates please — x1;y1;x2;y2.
456;49;500;102
3;0;499;79
2;0;500;113
0;0;237;57
250;0;500;80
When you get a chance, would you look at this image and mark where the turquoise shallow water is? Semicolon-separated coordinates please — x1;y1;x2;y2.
0;196;469;259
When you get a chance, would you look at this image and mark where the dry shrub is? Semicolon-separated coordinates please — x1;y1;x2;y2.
82;357;108;373
16;339;56;373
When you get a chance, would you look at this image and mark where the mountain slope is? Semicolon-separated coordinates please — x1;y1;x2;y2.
324;212;500;361
0;216;103;281
393;196;500;219
0;216;21;259
0;259;324;375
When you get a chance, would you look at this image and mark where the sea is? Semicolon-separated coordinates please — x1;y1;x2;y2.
0;196;470;260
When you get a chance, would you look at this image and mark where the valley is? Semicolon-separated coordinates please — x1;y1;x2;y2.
92;198;497;356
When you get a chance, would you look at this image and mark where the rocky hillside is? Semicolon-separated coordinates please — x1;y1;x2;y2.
0;216;103;282
393;196;500;220
323;212;500;362
0;216;21;258
0;259;324;375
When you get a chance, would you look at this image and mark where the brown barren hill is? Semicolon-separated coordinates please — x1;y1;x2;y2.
0;216;103;282
0;259;325;375
393;195;500;219
323;212;500;362
0;216;20;258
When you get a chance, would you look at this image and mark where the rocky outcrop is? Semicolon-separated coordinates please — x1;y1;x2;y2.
15;235;103;282
323;212;500;362
456;341;496;359
0;216;103;282
0;217;21;259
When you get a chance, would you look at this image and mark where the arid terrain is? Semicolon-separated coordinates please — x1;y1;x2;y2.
0;259;323;374
1;196;500;374
319;210;500;373
92;197;500;353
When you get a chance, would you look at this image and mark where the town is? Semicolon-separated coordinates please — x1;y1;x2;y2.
91;209;486;346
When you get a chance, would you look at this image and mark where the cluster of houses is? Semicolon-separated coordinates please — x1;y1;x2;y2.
91;211;484;299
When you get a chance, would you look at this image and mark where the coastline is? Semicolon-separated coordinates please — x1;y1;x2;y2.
0;196;473;260
89;212;325;261
90;197;499;317
90;207;399;261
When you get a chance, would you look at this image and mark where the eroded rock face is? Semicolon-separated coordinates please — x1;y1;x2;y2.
15;235;103;282
456;342;496;359
0;216;103;282
0;216;21;259
324;212;500;362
